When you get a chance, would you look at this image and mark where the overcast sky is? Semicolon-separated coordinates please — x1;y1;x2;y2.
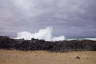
0;0;96;38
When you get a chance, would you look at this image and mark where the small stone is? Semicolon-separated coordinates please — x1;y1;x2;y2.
76;56;80;59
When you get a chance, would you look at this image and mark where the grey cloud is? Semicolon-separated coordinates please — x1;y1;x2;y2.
0;0;96;38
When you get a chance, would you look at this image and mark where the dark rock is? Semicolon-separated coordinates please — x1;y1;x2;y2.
76;56;80;59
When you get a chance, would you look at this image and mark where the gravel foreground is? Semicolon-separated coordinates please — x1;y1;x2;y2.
0;50;96;64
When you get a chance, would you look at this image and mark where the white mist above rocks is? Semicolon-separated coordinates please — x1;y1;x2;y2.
15;27;65;41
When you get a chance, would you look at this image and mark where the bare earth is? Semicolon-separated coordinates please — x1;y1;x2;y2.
0;50;96;64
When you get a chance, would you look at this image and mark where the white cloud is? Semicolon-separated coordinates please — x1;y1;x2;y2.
12;0;32;10
11;0;35;17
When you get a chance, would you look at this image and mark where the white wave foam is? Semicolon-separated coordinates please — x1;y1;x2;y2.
15;27;65;41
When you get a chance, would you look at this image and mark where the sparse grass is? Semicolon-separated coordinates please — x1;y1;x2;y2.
0;49;96;64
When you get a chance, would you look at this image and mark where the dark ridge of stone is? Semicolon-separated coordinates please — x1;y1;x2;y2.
0;36;96;52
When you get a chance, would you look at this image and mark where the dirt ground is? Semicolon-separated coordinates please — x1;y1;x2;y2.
0;50;96;64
